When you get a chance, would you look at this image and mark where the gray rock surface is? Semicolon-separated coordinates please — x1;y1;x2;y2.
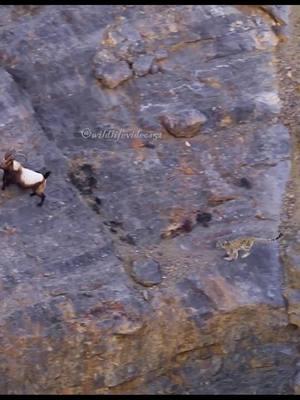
0;4;297;395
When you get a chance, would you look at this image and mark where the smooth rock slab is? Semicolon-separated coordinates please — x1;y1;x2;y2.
131;259;162;287
95;60;133;89
160;109;207;138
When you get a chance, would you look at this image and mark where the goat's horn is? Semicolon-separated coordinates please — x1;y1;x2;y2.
4;150;14;160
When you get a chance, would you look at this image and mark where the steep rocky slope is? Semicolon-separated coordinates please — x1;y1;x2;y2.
0;5;298;394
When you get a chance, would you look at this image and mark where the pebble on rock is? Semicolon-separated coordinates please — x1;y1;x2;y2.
131;259;162;287
160;109;207;138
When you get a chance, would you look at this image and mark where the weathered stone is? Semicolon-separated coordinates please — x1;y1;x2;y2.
160;109;207;138
95;61;133;88
259;5;289;26
132;55;155;77
94;49;118;66
284;289;300;327
131;259;162;287
294;371;300;395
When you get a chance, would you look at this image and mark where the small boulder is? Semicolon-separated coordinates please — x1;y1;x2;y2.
95;61;133;89
131;259;162;287
160;109;207;138
132;54;155;77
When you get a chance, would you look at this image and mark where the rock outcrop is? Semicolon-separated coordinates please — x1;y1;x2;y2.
0;4;298;395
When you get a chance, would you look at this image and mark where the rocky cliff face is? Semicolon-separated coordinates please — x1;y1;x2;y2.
0;5;298;394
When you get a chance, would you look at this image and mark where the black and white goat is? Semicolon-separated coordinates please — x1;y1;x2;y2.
0;151;51;206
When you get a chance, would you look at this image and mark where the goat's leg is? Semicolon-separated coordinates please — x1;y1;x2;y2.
34;181;47;206
37;193;45;207
2;173;8;190
30;192;36;197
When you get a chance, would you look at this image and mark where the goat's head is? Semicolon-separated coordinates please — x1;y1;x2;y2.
0;150;27;170
0;151;15;170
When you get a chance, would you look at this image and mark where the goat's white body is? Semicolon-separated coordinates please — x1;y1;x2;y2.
21;168;44;185
13;161;44;185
